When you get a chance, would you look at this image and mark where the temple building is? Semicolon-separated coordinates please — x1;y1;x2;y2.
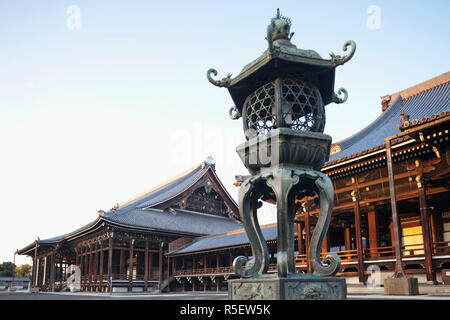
168;71;450;290
17;160;242;292
18;71;450;292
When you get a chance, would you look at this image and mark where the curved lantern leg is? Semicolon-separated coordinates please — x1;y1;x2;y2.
266;169;300;277
233;176;270;278
309;171;341;276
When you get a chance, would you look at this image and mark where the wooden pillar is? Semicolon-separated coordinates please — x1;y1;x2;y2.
149;252;153;281
158;244;163;289
321;233;329;253
128;239;134;291
352;179;365;283
367;208;379;257
385;139;405;277
88;246;93;291
216;254;220;272
229;252;233;272
216;278;221;292
59;259;63;284
79;247;84;290
416;160;436;283
389;222;395;247
107;236;113;293
119;249;125;280
49;251;56;292
167;256;171;292
35;258;40;287
344;226;352;251
305;211;311;273
93;245;98;290
204;255;207;273
32;241;38;287
296;222;303;254
193;257;196;272
99;242;104;291
144;240;149;292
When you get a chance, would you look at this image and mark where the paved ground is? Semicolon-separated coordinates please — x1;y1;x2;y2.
1;291;450;300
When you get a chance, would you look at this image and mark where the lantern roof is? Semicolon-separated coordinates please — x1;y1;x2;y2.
207;9;355;114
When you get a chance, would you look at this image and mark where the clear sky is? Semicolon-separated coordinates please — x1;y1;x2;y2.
1;1;449;266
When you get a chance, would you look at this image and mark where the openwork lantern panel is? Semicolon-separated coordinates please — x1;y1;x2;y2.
281;79;325;132
243;79;325;139
243;81;276;138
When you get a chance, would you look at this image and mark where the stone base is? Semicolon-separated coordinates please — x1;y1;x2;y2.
29;287;39;293
383;277;419;295
228;274;346;300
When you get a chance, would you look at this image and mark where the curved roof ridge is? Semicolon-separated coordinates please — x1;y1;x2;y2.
117;162;203;209
388;71;450;106
334;95;402;151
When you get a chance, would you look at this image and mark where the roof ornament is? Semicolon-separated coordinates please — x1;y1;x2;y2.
266;8;294;53
207;68;232;88
229;106;241;120
399;111;410;129
329;40;356;67
331;88;348;104
204;156;215;165
381;95;391;112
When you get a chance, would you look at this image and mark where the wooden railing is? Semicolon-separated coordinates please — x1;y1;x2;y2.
174;267;233;276
295;241;450;266
433;241;450;255
81;274;159;283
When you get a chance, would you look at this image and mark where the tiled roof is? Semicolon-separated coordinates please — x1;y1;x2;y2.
102;208;242;236
118;163;205;210
385;71;450;109
325;73;450;167
168;223;279;255
18;161;242;254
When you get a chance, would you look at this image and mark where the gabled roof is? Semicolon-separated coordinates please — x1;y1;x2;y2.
325;71;450;168
18;161;242;255
168;223;278;256
17;218;103;255
115;161;238;213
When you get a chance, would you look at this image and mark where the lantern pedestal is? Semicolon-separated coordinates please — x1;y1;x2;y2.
228;274;346;300
208;9;355;300
236;128;332;175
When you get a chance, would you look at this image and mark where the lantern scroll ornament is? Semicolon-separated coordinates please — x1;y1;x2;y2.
208;9;354;300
